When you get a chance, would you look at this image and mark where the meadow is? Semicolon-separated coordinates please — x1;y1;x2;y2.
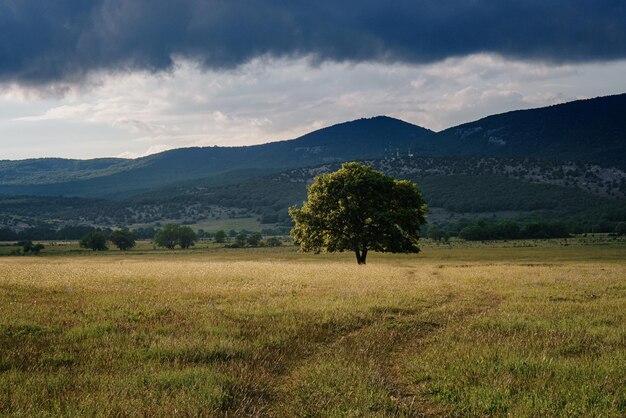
0;238;625;416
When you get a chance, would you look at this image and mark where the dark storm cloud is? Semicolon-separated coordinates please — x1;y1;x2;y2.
1;0;626;85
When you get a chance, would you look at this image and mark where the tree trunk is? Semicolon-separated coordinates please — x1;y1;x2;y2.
355;246;368;264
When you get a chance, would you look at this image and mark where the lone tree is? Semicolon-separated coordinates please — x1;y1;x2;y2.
289;162;427;264
80;231;108;251
110;228;136;251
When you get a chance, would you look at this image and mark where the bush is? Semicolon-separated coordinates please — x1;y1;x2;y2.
234;231;247;247
246;232;263;247
17;240;45;254
265;237;282;247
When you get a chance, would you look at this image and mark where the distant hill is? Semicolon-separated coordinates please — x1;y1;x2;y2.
2;156;624;234
418;94;626;167
1;93;626;236
0;116;433;197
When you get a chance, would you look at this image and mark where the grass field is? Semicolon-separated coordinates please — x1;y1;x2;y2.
1;239;625;416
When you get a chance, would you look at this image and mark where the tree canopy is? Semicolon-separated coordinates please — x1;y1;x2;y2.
80;231;108;251
110;228;137;251
154;224;197;250
177;226;197;249
214;230;227;243
289;162;427;264
17;240;45;254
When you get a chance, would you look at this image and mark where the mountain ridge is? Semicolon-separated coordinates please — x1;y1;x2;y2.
0;116;434;197
1;93;626;200
416;93;626;167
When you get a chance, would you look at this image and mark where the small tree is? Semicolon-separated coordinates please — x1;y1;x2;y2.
247;232;263;247
110;228;136;251
178;226;197;249
17;240;45;254
289;162;427;264
80;231;108;251
265;237;282;247
234;231;247;247
154;224;179;250
427;225;449;242
214;230;227;243
615;222;626;236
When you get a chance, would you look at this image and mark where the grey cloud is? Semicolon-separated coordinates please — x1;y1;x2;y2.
1;0;626;85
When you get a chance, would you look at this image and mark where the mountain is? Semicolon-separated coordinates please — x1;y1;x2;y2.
0;116;433;198
2;93;626;198
417;93;626;167
1;93;626;235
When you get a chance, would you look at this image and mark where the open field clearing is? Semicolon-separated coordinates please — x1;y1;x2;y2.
1;244;625;416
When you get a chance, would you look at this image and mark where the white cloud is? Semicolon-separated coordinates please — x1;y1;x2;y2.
1;55;626;159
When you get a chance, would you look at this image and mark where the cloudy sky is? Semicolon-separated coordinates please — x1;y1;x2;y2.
1;1;626;160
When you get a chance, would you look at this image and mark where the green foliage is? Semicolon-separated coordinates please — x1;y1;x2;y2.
520;222;569;239
223;231;264;248
154;224;197;250
154;224;179;250
0;227;18;241
0;117;432;198
177;226;197;249
109;228;137;251
213;230;227;243
418;94;626;168
427;225;449;242
615;222;626;236
415;175;610;213
290;162;427;264
265;237;282;247
17;240;45;254
79;232;108;251
458;220;570;241
234;231;247;248
132;227;157;240
246;232;262;247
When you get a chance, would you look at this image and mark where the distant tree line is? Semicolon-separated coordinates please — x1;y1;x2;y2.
459;220;570;241
427;219;572;241
0;225;110;241
223;231;282;248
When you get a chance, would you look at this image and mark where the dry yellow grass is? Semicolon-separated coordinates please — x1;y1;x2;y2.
1;248;625;416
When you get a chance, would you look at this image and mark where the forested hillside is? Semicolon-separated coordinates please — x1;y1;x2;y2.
2;156;624;235
417;94;626;167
